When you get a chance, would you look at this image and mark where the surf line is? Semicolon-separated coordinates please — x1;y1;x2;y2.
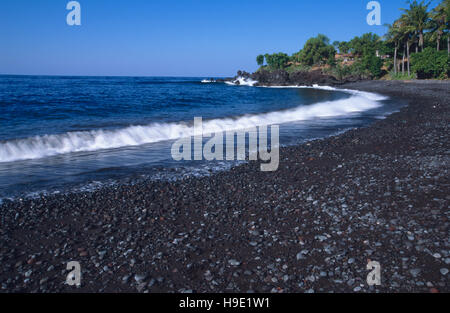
171;117;279;172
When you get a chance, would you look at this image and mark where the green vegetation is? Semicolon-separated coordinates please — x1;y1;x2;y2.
329;63;365;81
255;0;449;80
256;55;265;66
285;64;312;73
388;72;417;80
337;41;351;54
294;34;336;66
263;53;290;70
346;33;386;56
361;47;384;78
411;47;450;78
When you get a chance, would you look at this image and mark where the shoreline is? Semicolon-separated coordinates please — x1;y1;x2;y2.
0;80;448;293
0;82;390;204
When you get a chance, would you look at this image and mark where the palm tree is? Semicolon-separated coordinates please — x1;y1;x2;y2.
398;14;415;75
430;0;448;51
384;22;403;74
401;0;431;52
441;0;450;55
446;0;450;55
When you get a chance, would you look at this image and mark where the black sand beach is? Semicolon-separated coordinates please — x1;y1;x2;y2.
0;80;448;293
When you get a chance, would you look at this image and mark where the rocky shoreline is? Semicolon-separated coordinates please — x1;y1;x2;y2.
223;69;363;86
0;80;449;293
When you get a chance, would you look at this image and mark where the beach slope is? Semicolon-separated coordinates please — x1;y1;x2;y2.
0;80;448;293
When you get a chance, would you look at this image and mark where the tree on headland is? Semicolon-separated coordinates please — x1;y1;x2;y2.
338;41;351;54
256;55;265;66
264;52;290;70
348;33;384;56
332;41;340;49
333;41;352;54
296;34;336;66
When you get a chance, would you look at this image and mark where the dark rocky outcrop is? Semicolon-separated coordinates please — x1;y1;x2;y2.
231;69;344;86
251;69;291;86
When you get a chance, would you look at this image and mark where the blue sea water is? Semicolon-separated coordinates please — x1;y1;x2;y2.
0;75;404;201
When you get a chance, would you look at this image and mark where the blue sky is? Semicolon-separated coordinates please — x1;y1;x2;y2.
0;0;441;76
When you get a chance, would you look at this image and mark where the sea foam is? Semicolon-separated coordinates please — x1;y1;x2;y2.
225;77;258;87
0;86;386;163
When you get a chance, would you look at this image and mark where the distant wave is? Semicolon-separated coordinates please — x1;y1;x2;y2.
224;77;388;102
0;87;386;163
262;84;388;101
225;77;258;87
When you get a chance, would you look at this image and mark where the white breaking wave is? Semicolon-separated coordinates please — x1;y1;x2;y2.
225;78;388;102
263;84;389;101
0;87;385;163
225;77;258;87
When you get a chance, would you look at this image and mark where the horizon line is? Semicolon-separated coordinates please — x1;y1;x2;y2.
0;73;231;78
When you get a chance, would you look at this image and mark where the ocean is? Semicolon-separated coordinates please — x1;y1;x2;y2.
0;75;405;202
